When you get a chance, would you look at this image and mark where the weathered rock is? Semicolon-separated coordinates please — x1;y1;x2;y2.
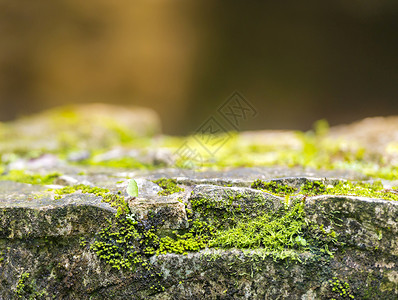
0;103;161;153
0;172;397;299
123;166;368;188
127;196;189;231
327;116;398;164
305;195;398;254
189;185;284;228
0;182;114;239
2;112;398;299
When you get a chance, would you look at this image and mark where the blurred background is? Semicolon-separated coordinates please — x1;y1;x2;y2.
0;0;398;135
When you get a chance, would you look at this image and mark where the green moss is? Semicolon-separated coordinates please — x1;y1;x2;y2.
328;277;355;299
89;211;166;291
90;217;146;271
50;184;129;215
153;194;338;261
301;180;327;196
83;184;343;297
15;272;47;299
79;157;151;170
153;178;184;196
208;201;338;261
325;181;398;201
81;176;396;290
102;119;137;144
210;202;306;250
157;220;216;255
251;179;297;196
0;170;60;185
79;237;87;247
51;184;110;199
250;179;398;201
189;191;257;230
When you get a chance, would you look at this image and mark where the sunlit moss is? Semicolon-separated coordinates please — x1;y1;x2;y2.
0;170;60;185
153;178;184;196
251;179;297;196
50;184;129;215
326;181;398;201
79;157;151;170
209;202;314;260
251;179;398;201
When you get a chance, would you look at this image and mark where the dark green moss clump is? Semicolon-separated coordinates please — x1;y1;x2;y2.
90;216;157;271
157;219;215;255
89;211;167;292
251;179;297;196
15;272;47;299
153;178;184;196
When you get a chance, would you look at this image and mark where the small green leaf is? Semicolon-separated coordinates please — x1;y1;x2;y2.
126;179;138;197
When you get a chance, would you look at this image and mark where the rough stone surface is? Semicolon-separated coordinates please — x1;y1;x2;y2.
327;116;398;164
305;195;398;254
1;109;398;299
0;173;397;299
0;103;161;154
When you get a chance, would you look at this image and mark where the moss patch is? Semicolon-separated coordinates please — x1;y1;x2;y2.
50;184;129;216
78;157;151;170
301;180;327;196
251;179;398;201
326;181;398;201
210;202;306;250
92;193;338;266
0;170;60;185
251;179;297;196
15;272;47;299
153;178;184;196
328;277;355;299
89;211;166;292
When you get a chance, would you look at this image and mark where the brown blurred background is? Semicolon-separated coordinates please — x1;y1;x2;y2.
1;0;398;135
